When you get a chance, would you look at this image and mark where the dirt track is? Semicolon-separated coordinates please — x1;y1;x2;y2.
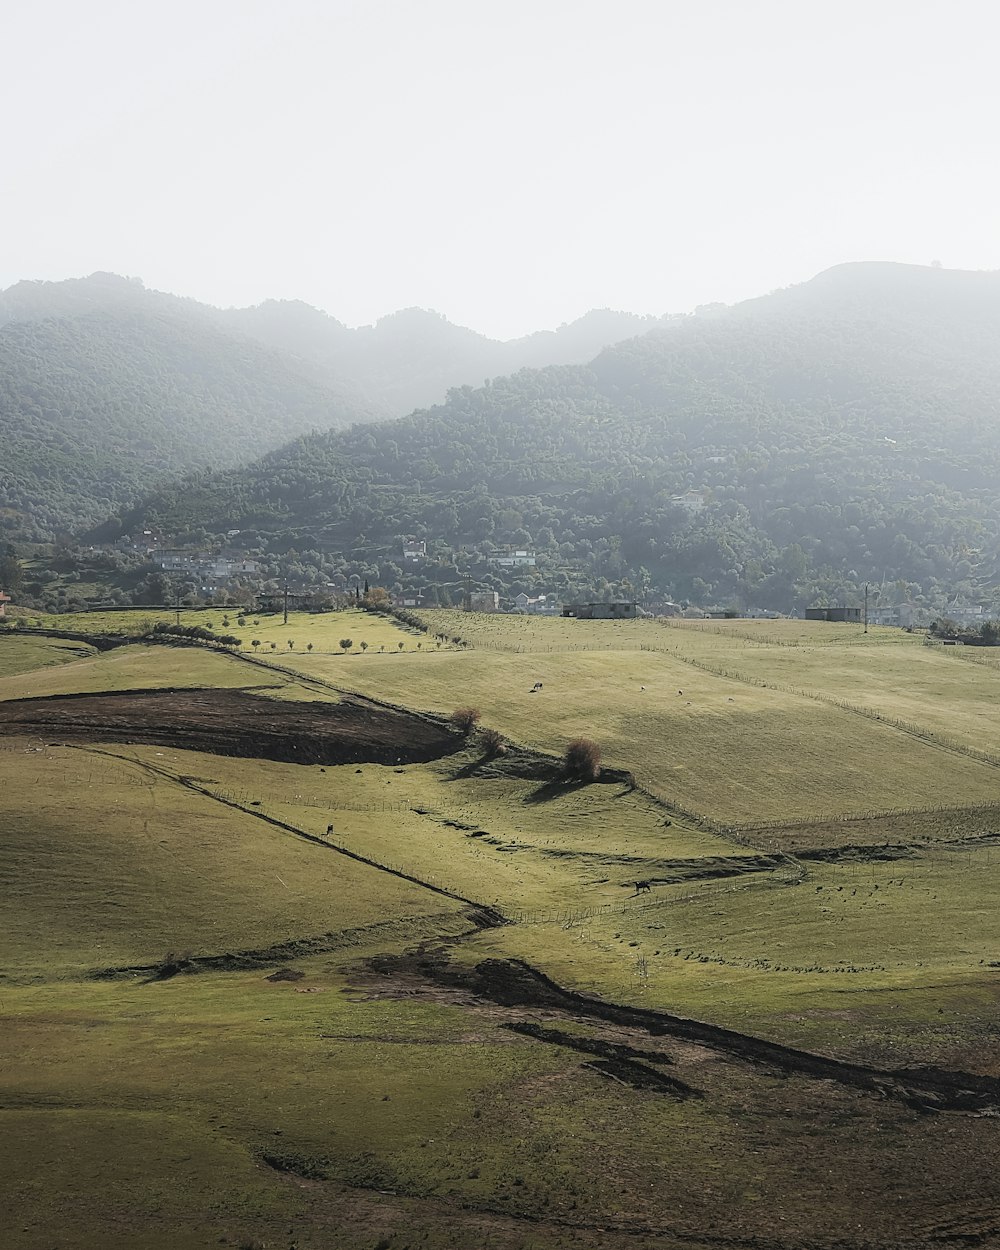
0;687;462;766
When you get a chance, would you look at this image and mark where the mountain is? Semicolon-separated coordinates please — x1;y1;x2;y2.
0;274;669;543
221;301;667;415
119;263;1000;612
0;285;371;542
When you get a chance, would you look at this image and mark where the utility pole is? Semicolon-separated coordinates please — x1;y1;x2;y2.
175;590;181;628
283;582;289;627
864;582;869;634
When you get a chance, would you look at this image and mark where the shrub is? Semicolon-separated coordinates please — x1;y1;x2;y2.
563;737;602;782
339;638;353;651
451;706;482;735
480;726;506;757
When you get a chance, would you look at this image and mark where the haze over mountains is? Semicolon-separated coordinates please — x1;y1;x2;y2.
0;272;668;540
6;263;1000;613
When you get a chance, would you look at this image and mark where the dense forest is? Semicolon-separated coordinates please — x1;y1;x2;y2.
111;264;1000;613
0;273;666;543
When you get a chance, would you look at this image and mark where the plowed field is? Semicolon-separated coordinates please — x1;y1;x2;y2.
0;687;460;765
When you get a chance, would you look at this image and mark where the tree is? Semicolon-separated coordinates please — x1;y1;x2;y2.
563;738;601;782
339;638;353;651
360;640;369;652
398;640;405;651
287;639;295;649
251;639;260;651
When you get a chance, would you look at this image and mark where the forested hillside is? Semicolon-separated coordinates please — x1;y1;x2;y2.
0;273;668;543
119;264;1000;612
0;301;368;541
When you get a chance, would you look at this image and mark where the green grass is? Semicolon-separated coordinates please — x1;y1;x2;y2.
0;643;267;701
9;613;1000;1246
157;746;738;917
0;743;467;980
0;634;97;678
33;606;427;653
280;645;1000;823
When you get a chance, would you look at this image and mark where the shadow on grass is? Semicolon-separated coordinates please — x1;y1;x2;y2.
524;776;587;804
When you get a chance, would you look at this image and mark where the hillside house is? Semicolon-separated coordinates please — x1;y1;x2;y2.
513;593;557;614
562;601;637;620
402;538;426;562
490;549;536;568
0;590;10;618
805;606;862;623
671;490;706;515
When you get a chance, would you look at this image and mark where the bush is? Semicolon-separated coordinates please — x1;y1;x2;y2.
480;726;506;757
451;706;482;735
563;737;602;782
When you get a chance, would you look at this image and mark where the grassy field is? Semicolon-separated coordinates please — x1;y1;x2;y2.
7;612;1000;1247
280;644;1000;824
30;606;428;653
0;743;468;980
0;634;97;678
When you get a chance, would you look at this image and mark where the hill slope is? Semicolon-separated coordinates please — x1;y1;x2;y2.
0;299;368;540
0;274;668;543
123;263;1000;611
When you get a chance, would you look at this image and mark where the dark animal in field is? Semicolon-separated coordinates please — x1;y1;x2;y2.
633;880;652;894
326;824;334;835
530;682;544;692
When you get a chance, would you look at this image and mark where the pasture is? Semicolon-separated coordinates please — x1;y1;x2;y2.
5;611;1000;1248
33;606;428;652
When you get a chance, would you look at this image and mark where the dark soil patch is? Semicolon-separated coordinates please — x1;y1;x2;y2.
0;687;463;766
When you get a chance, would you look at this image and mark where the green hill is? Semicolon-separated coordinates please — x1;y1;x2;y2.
0;293;370;542
0;274;669;545
122;262;1000;611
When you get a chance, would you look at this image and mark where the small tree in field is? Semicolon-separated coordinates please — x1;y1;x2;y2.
251;639;260;651
360;640;369;653
563;738;601;782
339;638;353;652
306;642;313;652
451;706;482;735
287;639;295;650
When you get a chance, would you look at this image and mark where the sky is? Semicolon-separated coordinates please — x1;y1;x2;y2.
3;0;999;339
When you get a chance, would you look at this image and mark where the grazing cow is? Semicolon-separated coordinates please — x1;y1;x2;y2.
633;879;652;894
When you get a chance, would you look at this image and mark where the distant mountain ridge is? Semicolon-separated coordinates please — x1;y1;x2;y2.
0;273;669;542
0;272;671;417
117;262;1000;612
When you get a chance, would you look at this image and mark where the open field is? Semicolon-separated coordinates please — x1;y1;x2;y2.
29;606;429;652
0;633;97;678
281;645;1000;824
0;743;470;981
6;613;1000;1248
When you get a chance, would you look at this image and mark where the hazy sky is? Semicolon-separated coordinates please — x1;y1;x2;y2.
4;0;998;338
